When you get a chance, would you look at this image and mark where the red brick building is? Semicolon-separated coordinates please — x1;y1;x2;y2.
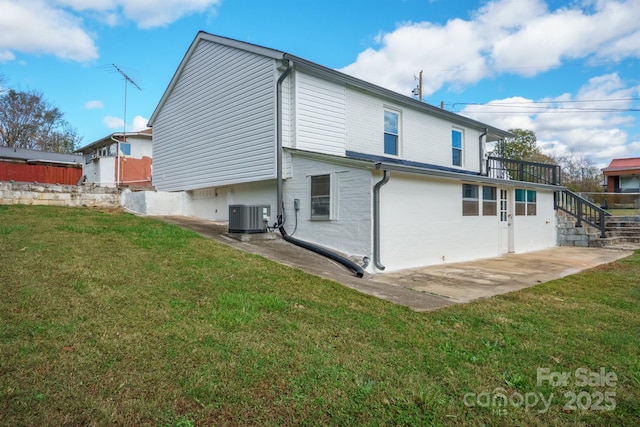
602;158;640;193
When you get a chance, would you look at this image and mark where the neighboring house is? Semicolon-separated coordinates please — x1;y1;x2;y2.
75;129;153;187
602;158;640;193
0;146;82;185
148;32;559;273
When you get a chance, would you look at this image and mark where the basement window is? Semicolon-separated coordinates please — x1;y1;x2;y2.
482;186;497;216
462;184;479;216
515;189;537;216
311;174;331;220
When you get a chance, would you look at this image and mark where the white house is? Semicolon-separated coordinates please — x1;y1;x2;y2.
147;32;560;274
76;129;153;187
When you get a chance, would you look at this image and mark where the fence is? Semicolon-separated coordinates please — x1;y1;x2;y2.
0;163;82;185
578;192;640;215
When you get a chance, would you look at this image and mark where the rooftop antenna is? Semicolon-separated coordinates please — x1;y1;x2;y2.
111;63;142;138
109;63;141;186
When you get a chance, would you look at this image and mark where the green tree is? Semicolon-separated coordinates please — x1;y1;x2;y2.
0;89;81;153
497;128;543;161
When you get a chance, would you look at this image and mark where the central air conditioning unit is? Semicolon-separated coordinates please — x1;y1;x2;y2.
228;205;271;233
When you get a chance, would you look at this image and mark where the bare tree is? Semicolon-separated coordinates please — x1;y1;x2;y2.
558;152;603;193
0;89;82;153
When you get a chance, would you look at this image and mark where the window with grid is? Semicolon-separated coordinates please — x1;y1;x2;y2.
483;186;497;216
515;189;537;216
462;184;479;216
311;175;331;220
452;129;462;166
384;110;399;155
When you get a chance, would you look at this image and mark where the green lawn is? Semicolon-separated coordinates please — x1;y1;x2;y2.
1;205;639;426
607;209;639;217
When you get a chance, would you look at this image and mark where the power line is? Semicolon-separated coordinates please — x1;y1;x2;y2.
420;58;638;73
452;97;640;107
446;98;640;114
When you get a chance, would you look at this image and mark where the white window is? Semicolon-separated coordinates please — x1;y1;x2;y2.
452;129;463;166
462;184;479;216
482;186;497;216
311;175;331;220
119;143;131;156
384;110;399;156
515;189;536;216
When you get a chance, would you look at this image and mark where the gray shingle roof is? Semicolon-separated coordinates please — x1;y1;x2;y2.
0;146;82;165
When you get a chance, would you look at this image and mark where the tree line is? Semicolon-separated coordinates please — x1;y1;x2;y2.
0;76;81;154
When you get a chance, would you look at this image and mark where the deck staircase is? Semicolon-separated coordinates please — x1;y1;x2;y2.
603;216;640;248
557;210;640;249
555;189;640;249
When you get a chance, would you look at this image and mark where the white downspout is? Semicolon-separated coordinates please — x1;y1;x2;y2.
479;128;488;175
110;135;121;186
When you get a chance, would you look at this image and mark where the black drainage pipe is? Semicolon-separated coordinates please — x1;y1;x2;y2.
279;227;364;278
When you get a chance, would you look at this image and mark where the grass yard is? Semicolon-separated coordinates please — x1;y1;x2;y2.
607;209;639;217
1;205;639;426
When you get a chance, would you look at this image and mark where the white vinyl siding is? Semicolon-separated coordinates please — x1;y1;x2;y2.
153;41;277;191
295;72;346;156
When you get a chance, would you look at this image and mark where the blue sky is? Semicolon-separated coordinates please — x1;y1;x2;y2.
1;0;639;167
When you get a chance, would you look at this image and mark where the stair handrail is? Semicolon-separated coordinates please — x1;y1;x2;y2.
555;189;610;238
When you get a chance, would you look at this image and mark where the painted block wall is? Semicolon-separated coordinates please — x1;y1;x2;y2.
345;87;482;172
127;136;153;159
511;191;557;252
186;180;277;223
281;154;372;258
378;173;501;271
375;173;557;272
95;157;116;186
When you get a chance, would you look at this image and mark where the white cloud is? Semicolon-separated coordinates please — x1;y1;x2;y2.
337;0;640;167
461;73;640;167
0;0;221;62
0;0;98;62
84;100;104;109
103;115;149;132
55;0;222;28
132;115;150;131
104;115;124;130
0;50;15;62
340;0;640;96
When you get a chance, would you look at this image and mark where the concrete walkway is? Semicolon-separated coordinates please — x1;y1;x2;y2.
158;216;638;311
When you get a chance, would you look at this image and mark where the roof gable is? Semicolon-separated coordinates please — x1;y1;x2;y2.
148;32;284;126
149;31;512;140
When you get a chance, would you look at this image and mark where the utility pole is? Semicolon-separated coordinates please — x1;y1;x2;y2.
412;70;423;102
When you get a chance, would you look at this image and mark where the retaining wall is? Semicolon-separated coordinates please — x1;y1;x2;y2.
0;182;120;208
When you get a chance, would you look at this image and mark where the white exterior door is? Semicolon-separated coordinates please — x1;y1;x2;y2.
499;188;513;254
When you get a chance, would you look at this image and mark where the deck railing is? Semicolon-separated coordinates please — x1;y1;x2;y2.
555;189;610;238
486;156;561;186
486;157;610;238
